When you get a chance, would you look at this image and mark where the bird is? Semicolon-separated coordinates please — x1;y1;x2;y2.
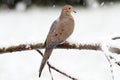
39;5;75;77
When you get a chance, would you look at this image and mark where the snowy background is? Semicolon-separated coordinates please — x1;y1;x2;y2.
0;3;120;80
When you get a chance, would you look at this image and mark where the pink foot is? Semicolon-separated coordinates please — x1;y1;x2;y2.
60;41;69;45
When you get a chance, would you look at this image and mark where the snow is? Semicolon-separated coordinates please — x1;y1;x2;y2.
0;4;120;80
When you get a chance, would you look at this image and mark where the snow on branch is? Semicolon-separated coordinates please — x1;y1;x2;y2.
0;36;120;80
0;36;119;55
0;42;120;54
0;43;101;54
0;43;120;54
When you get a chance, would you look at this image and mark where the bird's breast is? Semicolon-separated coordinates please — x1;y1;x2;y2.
56;17;74;40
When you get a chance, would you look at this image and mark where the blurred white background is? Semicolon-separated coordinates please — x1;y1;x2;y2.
0;2;120;80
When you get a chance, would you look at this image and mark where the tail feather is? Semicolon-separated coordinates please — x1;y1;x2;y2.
39;48;53;77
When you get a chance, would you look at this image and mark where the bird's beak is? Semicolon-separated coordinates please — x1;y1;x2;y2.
73;10;77;13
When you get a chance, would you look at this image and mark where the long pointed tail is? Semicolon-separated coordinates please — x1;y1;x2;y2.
39;48;53;77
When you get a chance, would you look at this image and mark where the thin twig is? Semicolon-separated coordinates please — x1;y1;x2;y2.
112;37;120;40
115;62;120;66
35;49;54;80
101;43;115;80
47;62;78;80
109;47;120;54
104;54;114;80
36;49;78;80
109;56;120;67
48;64;54;80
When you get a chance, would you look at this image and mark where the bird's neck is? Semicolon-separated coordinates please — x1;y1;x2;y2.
60;13;73;19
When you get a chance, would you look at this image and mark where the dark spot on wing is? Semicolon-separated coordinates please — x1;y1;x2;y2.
60;33;62;35
55;33;58;36
61;29;64;31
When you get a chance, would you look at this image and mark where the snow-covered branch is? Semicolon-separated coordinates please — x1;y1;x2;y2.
0;36;120;80
0;42;120;54
0;42;101;54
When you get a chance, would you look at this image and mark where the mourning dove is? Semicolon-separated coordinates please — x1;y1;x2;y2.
39;5;75;77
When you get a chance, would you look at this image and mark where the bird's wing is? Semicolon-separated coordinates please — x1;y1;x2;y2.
43;20;58;47
45;22;65;48
45;17;74;49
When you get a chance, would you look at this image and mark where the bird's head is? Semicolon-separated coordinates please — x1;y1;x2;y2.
61;5;76;16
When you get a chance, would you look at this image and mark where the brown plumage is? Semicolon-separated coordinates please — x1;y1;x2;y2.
39;5;75;77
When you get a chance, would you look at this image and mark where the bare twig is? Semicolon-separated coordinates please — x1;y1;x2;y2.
47;62;78;80
112;37;120;40
115;62;120;66
104;54;114;80
36;49;78;80
48;64;54;80
35;49;54;80
109;47;120;54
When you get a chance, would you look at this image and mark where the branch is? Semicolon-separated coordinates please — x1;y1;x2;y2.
0;42;120;54
0;36;120;80
0;43;101;54
112;36;120;40
36;49;78;80
109;47;120;54
0;43;43;54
